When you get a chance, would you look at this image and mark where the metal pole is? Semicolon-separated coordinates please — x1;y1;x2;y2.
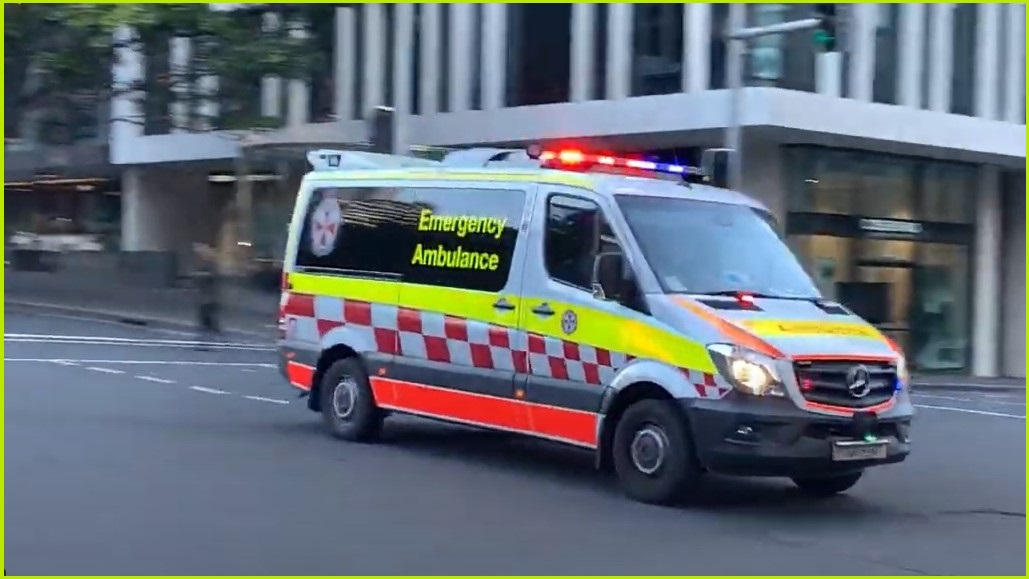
724;4;746;192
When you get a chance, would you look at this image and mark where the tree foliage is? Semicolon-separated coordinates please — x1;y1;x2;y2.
5;3;332;144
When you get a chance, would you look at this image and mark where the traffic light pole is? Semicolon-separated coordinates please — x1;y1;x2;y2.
724;16;824;192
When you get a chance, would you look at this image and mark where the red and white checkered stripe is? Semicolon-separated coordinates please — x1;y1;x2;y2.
282;292;730;399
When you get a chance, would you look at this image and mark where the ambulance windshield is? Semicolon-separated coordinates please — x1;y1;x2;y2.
616;195;821;299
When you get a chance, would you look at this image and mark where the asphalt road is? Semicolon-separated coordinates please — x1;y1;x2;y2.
4;306;1026;575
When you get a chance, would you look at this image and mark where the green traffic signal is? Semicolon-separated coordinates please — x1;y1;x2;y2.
813;3;838;52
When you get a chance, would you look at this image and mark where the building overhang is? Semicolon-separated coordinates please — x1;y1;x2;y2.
412;88;1026;169
4;141;113;181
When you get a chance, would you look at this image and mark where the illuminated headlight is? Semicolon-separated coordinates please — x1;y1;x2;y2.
707;343;785;397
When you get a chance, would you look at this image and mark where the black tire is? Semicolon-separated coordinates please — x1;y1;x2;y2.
791;471;863;498
318;357;383;442
611;399;702;505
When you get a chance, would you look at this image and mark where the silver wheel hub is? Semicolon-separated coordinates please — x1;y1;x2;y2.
630;426;669;475
331;376;358;420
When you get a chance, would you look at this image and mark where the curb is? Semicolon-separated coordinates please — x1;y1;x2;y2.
5;299;275;342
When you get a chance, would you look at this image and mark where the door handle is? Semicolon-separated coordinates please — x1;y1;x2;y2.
492;297;516;311
531;303;555;317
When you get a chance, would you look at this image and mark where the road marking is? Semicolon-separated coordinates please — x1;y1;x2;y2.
85;366;125;375
913;393;973;403
243;395;290;405
189;386;229;395
4;359;276;368
4;333;273;351
915;404;1025;420
136;375;176;384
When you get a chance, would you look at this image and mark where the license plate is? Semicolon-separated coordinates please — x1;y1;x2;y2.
831;440;889;462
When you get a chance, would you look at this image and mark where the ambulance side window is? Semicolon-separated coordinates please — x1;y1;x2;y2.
295;186;414;277
399;186;526;292
543;194;619;291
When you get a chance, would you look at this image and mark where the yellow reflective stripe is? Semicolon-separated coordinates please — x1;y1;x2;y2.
307;169;593;189
519;301;715;373
290;273;519;325
290;272;714;373
740;319;882;340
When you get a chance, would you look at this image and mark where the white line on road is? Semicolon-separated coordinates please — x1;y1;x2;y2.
189;386;229;395
243;395;290;405
914;393;1026;407
4;359;276;368
913;393;974;402
135;375;176;384
4;338;273;352
85;366;125;375
915;404;1025;420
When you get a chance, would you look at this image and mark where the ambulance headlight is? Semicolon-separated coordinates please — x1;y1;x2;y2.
707;343;785;397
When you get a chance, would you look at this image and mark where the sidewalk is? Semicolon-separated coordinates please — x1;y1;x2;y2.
5;270;278;339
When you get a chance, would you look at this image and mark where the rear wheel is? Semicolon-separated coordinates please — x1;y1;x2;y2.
611;399;702;505
318;357;383;442
791;471;863;498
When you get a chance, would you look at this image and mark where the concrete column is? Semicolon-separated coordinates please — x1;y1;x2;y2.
897;3;926;108
170;37;191;132
447;3;474;113
605;3;632;100
971;165;1002;377
287;21;311;126
260;13;283;120
335;7;356;120
1002;4;1025;123
684;3;710;93
362;4;386;112
847;4;876;101
815;52;843;97
393;3;414;151
973;4;1000;120
739;140;785;225
927;4;953;113
111;26;144;142
570;3;596;101
419;3;442;115
1001;173;1026;378
480;4;507;110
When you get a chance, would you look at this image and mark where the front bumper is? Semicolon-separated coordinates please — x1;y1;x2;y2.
684;393;912;477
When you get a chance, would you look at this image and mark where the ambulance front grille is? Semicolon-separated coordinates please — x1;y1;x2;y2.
793;360;897;409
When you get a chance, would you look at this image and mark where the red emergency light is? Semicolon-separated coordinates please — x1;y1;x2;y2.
530;147;704;179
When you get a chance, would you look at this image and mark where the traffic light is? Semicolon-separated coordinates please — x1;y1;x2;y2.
813;4;837;52
368;106;396;154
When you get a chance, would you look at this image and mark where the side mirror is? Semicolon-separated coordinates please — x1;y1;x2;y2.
591;251;627;301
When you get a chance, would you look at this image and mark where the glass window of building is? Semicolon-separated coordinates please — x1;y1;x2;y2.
506;4;571;106
708;4;729;89
872;4;900;104
784;147;975;373
352;6;365;119
950;4;977;116
470;3;483;110
592;4;609;100
410;5;422;115
631;4;684;96
439;4;450;112
307;5;336;123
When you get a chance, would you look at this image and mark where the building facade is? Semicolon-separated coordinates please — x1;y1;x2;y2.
76;4;1029;377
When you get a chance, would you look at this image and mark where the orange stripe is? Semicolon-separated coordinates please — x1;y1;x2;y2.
286;361;315;391
370;377;598;448
672;296;785;359
803;398;896;416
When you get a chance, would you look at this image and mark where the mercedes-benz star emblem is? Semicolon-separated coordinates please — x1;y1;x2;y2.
845;365;872;399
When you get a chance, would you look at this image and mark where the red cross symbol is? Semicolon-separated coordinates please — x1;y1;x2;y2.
313;216;337;247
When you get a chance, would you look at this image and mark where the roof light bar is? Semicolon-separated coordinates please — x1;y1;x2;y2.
534;148;704;178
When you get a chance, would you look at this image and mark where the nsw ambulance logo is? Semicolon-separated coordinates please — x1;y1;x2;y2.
309;196;342;257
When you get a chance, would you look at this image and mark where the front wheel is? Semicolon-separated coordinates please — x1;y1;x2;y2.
611;399;702;505
791;471;863;498
318;357;383;442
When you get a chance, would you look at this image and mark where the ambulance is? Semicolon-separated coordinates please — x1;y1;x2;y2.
277;145;913;505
